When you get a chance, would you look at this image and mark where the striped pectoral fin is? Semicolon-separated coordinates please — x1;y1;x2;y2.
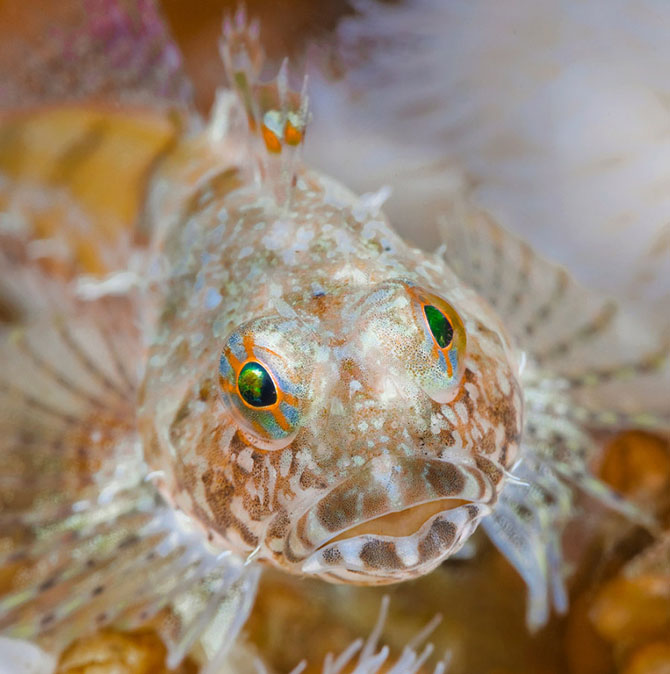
490;409;661;629
440;203;618;359
0;289;259;666
0;481;260;669
486;417;659;630
0;282;143;518
483;459;572;631
440;204;663;368
160;562;260;673
561;348;670;433
525;410;658;526
0;286;145;643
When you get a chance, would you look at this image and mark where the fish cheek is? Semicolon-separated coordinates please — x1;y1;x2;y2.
199;468;259;548
266;508;291;543
465;342;523;473
171;405;266;548
140;379;233;530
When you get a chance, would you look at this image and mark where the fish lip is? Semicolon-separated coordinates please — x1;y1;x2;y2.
300;500;491;579
284;456;497;567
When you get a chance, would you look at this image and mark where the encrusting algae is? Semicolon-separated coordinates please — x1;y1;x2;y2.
0;1;669;673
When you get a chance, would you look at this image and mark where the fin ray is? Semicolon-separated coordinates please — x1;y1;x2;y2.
441;203;670;425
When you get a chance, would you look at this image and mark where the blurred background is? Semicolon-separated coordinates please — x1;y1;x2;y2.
165;0;670;333
1;0;668;326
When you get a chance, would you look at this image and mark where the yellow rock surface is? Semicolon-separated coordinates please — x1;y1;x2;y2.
56;629;196;674
0;106;180;277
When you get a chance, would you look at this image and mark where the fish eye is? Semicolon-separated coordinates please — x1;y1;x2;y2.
358;281;466;404
406;285;467;403
237;361;278;408
218;317;312;450
424;305;454;350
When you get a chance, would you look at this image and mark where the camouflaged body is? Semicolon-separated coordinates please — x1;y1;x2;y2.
140;152;523;583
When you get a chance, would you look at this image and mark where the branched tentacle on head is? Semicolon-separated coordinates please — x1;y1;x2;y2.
219;6;310;207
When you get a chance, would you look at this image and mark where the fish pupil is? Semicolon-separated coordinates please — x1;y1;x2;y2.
238;362;277;407
424;305;454;349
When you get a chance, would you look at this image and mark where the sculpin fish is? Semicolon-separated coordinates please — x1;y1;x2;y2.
0;2;667;671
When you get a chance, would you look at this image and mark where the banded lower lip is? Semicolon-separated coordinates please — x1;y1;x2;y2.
322;498;470;547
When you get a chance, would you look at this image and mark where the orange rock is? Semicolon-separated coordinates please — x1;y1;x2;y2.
564;592;616;674
599;431;670;507
590;574;670;648
622;639;670;674
56;629;196;674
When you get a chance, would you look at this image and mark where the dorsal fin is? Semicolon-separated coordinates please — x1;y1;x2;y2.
219;6;310;207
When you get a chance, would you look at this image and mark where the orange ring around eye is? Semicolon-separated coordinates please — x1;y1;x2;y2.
231;354;301;435
219;326;307;449
236;358;281;410
404;285;467;381
423;304;455;352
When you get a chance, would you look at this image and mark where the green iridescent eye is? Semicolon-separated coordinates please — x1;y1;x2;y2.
237;361;277;408
424;305;454;349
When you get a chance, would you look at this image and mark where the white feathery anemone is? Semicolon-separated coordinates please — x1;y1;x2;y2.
307;0;670;326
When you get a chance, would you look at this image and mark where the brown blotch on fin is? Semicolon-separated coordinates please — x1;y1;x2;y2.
475;455;505;487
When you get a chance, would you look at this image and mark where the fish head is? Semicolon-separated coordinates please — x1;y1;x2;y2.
141;176;522;585
214;273;523;583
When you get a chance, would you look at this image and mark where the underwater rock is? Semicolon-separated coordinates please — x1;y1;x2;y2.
56;630;197;674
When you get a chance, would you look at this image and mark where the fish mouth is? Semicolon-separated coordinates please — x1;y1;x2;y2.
324;498;470;545
285;456;497;582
